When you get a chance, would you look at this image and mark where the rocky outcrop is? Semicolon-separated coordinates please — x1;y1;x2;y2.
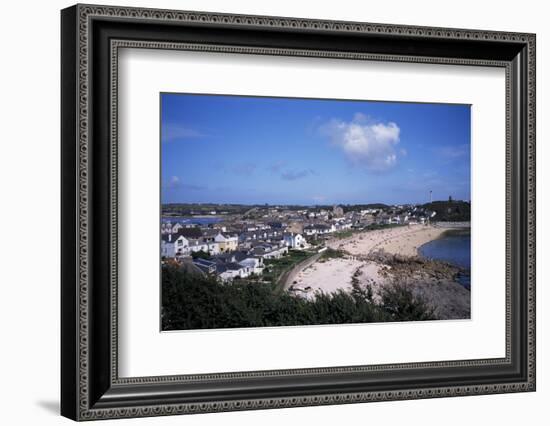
364;249;470;320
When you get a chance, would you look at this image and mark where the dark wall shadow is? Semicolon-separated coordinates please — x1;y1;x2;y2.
36;400;59;416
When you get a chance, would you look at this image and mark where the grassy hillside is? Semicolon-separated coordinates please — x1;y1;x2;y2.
423;200;470;222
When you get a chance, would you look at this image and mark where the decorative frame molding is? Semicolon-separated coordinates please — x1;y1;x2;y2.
61;4;535;421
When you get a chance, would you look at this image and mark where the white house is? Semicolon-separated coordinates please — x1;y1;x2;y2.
283;233;307;249
218;268;240;282
160;222;172;234
218;264;251;281
187;239;220;255
214;233;238;252
334;221;353;232
171;222;184;233
249;243;288;259
303;224;335;236
191;258;249;282
161;234;189;258
207;241;221;255
215;262;254;282
160;221;186;235
238;257;264;275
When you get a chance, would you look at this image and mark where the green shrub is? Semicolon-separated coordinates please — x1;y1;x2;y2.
380;282;435;321
161;266;435;330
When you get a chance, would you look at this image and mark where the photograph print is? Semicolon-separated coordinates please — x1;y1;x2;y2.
160;93;471;331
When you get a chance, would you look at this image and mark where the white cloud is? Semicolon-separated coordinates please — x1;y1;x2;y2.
166;175;180;188
322;115;401;172
353;112;369;123
163;176;204;191
162;123;206;142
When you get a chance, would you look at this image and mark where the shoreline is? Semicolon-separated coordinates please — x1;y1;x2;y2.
328;224;454;257
291;224;471;319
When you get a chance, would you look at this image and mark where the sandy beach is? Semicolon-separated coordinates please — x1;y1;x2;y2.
290;224;470;319
327;224;448;257
292;257;387;299
294;225;447;297
291;258;363;298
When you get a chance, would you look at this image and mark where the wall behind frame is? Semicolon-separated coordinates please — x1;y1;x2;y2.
0;0;546;425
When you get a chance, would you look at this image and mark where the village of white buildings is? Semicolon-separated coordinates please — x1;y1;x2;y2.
161;202;452;284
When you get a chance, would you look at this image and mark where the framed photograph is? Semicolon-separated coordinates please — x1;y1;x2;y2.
61;4;536;421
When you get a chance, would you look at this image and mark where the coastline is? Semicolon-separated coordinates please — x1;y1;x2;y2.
291;224;471;319
327;224;450;257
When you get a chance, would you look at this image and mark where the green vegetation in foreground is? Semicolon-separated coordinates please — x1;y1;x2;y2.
161;266;435;330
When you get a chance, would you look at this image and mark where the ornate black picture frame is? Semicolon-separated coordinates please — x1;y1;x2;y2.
61;4;536;421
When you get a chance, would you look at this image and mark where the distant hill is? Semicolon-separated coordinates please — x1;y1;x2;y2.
422;200;470;222
343;203;389;212
162;203;250;216
162;203;391;216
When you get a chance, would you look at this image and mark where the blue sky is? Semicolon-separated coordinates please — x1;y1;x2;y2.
161;93;470;205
